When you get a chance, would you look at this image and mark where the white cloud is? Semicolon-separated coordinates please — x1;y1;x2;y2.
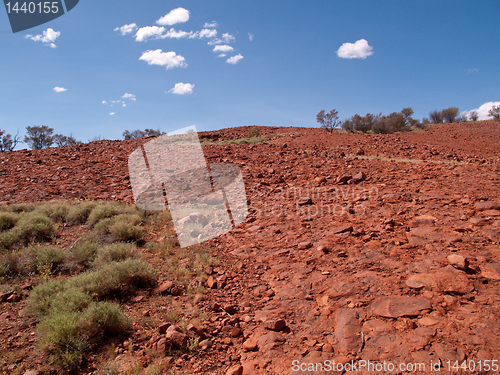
197;28;217;38
114;23;137;35
168;82;194;95
208;32;235;45
121;93;136;101
163;28;193;39
109;112;115;116
222;33;235;43
53;87;67;93
26;28;60;48
135;26;166;42
157;7;190;26
122;103;126;107
464;101;500;121
248;33;254;41
102;100;107;104
213;45;234;53
226;54;243;64
336;39;373;59
468;68;479;74
218;53;226;58
204;22;218;28
139;49;187;70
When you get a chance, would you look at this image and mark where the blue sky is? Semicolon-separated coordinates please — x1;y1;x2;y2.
1;0;499;145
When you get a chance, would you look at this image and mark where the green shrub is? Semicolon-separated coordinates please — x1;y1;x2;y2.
9;203;35;213
50;288;93;314
93;213;144;243
93;217;114;234
27;245;67;274
38;300;129;371
36;201;70;223
93;243;136;268
66;201;97;225
109;222;144;243
0;212;18;230
0;232;16;250
70;237;101;265
38;310;87;371
0;251;22;278
25;279;66;320
249;126;260;137
10;211;54;246
87;202;133;228
79;301;130;338
68;259;155;297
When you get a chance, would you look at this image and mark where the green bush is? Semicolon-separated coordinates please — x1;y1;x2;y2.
38;310;87;371
0;212;18;230
10;211;54;246
249;126;260;137
93;213;144;243
36;201;70;223
50;288;93;314
25;279;66;320
109;221;144;243
70;237;101;265
87;202;133;228
27;245;67;274
79;301;130;338
37;301;129;370
66;201;97;225
93;242;136;268
68;259;155;297
93;217;114;234
0;251;22;278
9;203;35;213
0;231;16;249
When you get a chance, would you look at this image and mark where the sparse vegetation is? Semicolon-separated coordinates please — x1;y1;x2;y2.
341;107;420;134
24;125;80;149
0;129;20;152
24;125;55;149
123;128;163;140
316;109;341;132
441;107;459;123
248;126;260;137
489;104;500;121
469;110;479;121
429;110;444;124
53;133;79;147
0;198;227;372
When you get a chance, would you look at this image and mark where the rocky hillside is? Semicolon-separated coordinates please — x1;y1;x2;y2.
1;121;500;374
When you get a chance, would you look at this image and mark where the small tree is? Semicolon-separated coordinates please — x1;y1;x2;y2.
401;107;414;120
0;130;20;152
53;134;79;147
24;125;54;149
123;128;162;140
316;109;341;133
469;110;479;122
441;107;459;123
489;105;500;121
429;110;444;124
249;126;260;137
144;129;162;137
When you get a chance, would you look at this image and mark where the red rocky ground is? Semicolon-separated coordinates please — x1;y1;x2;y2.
1;121;500;374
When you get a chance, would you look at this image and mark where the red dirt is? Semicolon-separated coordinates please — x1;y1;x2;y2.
1;121;500;374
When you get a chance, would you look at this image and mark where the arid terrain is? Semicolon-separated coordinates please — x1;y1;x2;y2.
1;121;500;374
